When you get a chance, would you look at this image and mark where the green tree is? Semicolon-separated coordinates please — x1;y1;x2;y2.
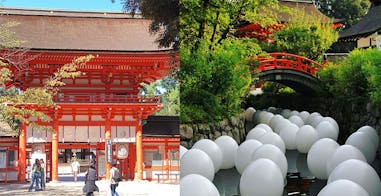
313;0;370;29
0;21;93;136
121;0;179;49
261;8;338;61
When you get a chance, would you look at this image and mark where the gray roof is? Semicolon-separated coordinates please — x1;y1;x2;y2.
339;5;381;40
0;7;168;51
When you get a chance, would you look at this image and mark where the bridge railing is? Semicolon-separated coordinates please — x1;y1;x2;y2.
257;53;323;77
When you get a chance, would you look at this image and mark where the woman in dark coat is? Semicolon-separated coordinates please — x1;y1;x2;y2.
83;160;99;196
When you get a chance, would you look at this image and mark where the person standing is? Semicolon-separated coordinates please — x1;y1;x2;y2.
83;160;99;196
71;157;80;182
110;161;120;196
28;159;41;192
39;159;45;191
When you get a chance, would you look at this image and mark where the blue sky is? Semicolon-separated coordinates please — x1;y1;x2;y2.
1;0;125;11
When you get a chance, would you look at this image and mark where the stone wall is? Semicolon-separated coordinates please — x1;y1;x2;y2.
180;114;245;148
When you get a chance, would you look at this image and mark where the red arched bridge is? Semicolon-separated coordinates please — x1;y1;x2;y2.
254;52;324;94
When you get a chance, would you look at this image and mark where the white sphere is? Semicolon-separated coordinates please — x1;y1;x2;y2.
267;106;277;113
259;111;274;125
345;132;377;163
326;145;367;175
357;126;379;150
315;121;339;141
258;132;286;153
244;107;256;122
235;139;263;174
273;119;292;134
328;159;381;196
192;139;223;173
246;127;267;140
290;110;299;117
288;115;304;127
281;109;292;119
252;144;288;179
296;125;319;153
307;138;340;179
253;110;263;124
255;123;273;132
298;111;310;123
180;174;220;196
180;145;188;159
180;149;215;181
322;117;339;133
279;123;299;150
318;179;369;196
240;158;284;196
305;112;321;125
269;115;285;133
215;136;239;169
310;115;324;127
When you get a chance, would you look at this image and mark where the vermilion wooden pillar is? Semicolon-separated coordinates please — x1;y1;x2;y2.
51;117;59;182
18;122;27;182
136;121;143;180
164;141;169;180
105;109;112;180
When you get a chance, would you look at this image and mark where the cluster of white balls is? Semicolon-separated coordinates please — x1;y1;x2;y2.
180;106;381;196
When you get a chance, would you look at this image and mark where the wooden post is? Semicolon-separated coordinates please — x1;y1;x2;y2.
165;140;169;180
18;122;27;182
136;121;143;180
51;116;59;182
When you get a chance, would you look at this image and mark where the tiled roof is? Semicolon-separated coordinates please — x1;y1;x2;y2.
0;8;169;51
339;5;381;40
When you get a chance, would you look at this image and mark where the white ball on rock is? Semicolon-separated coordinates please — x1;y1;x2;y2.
298;111;310;123
307;138;340;179
357;126;379;150
288;115;304;127
246;127;267;140
281;109;292;119
215;135;239;169
180;174;220;196
192;139;223;173
244;107;256;122
296;125;319;153
345;132;377;163
255;123;273;133
318;179;369;196
180;145;188;159
269;115;285;133
328;159;381;196
252;144;288;179
290;110;299;117
279;123;299;150
310;115;324;127
322;117;339;133
240;158;284;196
180;149;215;181
258;132;286;153
235;139;263;174
305;112;321;125
326;145;367;175
259;111;274;125
315;121;339;141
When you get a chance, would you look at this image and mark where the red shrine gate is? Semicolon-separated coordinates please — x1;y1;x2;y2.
0;8;179;182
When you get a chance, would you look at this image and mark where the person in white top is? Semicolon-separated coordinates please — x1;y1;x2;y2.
71;158;80;182
110;161;120;196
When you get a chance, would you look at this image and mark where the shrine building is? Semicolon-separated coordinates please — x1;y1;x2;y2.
0;8;179;182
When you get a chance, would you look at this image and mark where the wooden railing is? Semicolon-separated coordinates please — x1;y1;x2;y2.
53;94;161;103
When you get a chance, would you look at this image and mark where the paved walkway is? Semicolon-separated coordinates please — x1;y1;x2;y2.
0;180;179;196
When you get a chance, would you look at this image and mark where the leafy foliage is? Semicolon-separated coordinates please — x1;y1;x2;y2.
121;0;179;49
313;0;371;29
180;38;261;123
320;48;381;105
261;8;338;61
